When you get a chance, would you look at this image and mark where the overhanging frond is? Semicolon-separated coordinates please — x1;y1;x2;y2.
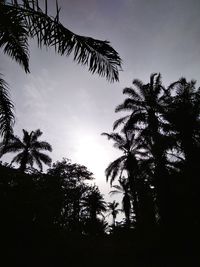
0;75;15;144
113;115;130;130
0;6;30;72
105;155;127;185
3;0;122;81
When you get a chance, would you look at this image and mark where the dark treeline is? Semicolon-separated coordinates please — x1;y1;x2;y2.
1;73;200;266
103;73;200;266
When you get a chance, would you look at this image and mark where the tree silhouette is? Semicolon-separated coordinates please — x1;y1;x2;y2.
82;185;106;222
102;130;149;225
81;185;107;235
110;178;132;227
107;200;120;227
114;73;172;226
0;75;14;143
0;0;121;81
166;78;200;166
164;78;200;230
0;129;52;172
47;158;95;232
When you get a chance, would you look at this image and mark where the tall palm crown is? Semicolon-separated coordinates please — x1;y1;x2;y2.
112;74;172;225
102;130;145;185
114;73;168;160
82;186;107;222
107;200;120;225
0;0;122;143
0;129;52;172
102;130;149;224
166;78;200;164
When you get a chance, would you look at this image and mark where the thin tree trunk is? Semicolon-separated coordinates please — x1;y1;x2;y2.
127;154;139;226
20;150;28;173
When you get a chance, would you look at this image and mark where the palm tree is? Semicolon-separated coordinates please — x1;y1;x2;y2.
110;178;132;227
102;130;149;225
0;129;52;172
114;73;171;226
82;185;107;223
107;200;120;226
164;78;200;229
165;78;200;166
114;73;166;148
0;0;122;144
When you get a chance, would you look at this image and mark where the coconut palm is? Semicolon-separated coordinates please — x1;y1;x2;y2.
114;73;166;147
165;78;200;166
110;178;132;227
0;129;52;172
114;74;172;225
102;130;149;224
82;185;107;223
164;78;200;228
107;200;120;226
102;130;145;184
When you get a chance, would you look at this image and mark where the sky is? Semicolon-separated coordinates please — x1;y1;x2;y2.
1;0;200;208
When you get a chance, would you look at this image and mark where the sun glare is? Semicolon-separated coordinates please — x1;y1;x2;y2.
73;134;108;181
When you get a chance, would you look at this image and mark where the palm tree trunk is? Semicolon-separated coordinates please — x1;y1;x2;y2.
127;154;139;226
112;214;116;227
20;150;28;173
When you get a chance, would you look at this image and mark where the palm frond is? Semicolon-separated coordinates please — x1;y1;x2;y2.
32;152;43;171
102;132;124;144
167;80;182;92
132;78;143;89
33;141;52;151
150;73;157;87
124;111;146;130
22;129;30;144
3;0;122;81
115;98;143;112
154;73;163;95
123;87;142;101
105;155;126;185
113;115;130;130
0;75;15;144
0;140;23;157
0;5;30;72
10;151;24;165
34;150;51;165
31;128;42;141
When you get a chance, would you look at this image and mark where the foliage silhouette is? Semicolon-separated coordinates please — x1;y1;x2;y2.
107;200;120;226
0;0;121;81
0;75;14;143
82;185;107;222
110;178;132;227
0;0;122;147
0;128;52;172
113;73;173;226
2;73;200;266
102;129;150;225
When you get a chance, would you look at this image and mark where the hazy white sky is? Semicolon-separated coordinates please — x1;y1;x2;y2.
1;0;200;205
